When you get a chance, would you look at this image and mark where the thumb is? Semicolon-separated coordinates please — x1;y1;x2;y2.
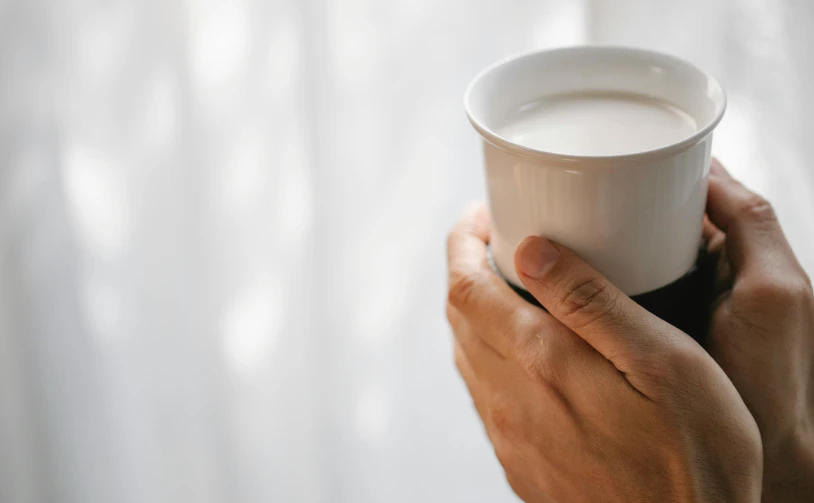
514;236;680;367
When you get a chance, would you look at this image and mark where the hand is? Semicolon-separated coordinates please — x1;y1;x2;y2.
703;159;814;502
446;203;762;502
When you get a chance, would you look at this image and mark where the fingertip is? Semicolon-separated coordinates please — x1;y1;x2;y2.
467;200;487;211
702;215;725;252
462;200;488;220
452;201;491;242
705;172;737;231
710;157;731;178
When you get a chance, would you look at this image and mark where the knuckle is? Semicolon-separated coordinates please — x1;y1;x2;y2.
803;271;813;291
735;277;780;301
740;192;777;224
493;444;522;489
489;304;545;361
488;401;518;438
556;276;616;327
445;230;460;256
453;345;465;373
493;442;514;470
447;270;482;310
504;473;528;500
518;328;564;383
509;307;541;342
445;302;459;328
786;277;814;305
735;276;809;309
504;472;522;489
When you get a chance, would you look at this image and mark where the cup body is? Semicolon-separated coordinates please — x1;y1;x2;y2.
465;46;726;296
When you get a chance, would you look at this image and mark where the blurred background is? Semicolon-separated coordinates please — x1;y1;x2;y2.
1;0;813;501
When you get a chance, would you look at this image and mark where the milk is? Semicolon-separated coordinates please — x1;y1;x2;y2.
496;91;697;156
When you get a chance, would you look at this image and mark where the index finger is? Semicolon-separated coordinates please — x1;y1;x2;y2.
706;158;802;279
446;203;545;358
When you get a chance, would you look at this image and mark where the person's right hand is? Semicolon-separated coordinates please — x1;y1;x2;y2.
703;159;814;502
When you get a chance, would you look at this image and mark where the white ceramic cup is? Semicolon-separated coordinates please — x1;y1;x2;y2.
464;46;726;296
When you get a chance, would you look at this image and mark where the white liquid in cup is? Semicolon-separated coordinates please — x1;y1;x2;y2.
496;91;698;157
465;47;726;296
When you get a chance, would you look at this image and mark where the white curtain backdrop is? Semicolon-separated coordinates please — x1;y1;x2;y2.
1;0;813;501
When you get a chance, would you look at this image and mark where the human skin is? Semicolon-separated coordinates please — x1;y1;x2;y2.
447;161;814;502
446;159;814;501
446;219;759;501
701;159;814;502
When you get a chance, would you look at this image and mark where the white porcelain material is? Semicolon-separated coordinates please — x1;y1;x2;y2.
465;46;726;296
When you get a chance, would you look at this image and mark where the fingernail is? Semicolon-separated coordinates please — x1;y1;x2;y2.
516;237;560;279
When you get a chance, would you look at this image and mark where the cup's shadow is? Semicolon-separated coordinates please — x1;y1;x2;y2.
486;246;714;346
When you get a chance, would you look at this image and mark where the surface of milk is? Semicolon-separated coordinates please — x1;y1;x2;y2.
497;91;698;156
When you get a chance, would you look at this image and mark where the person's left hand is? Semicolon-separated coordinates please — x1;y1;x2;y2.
446;203;763;503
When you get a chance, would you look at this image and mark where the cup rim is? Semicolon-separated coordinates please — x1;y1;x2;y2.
463;45;727;165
